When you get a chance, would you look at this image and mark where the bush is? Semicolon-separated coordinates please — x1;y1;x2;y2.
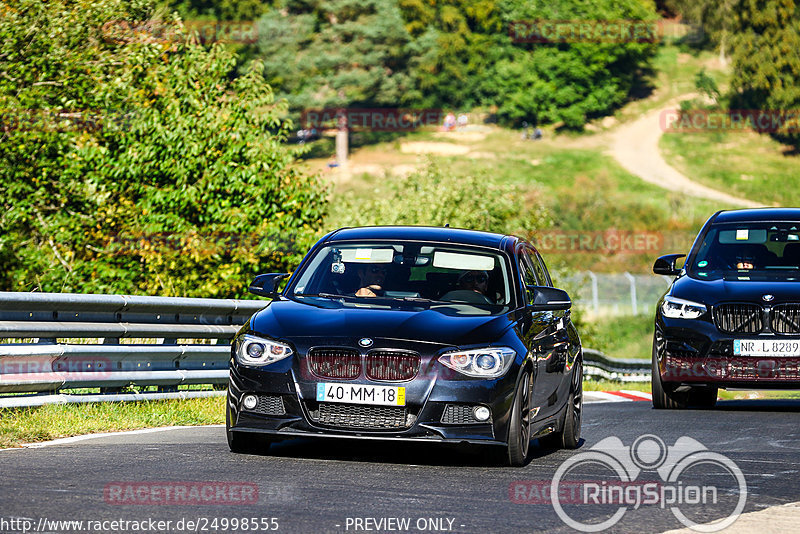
0;0;328;297
328;160;550;235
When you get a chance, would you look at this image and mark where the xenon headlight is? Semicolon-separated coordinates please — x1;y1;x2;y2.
235;334;293;367
661;296;707;319
438;347;516;378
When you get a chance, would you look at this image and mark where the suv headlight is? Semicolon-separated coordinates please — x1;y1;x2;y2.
438;347;516;378
661;296;707;319
235;334;293;367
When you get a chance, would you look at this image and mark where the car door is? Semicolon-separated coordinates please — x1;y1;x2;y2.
518;246;568;419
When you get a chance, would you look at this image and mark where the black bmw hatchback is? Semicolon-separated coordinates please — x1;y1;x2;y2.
653;208;800;409
227;226;582;465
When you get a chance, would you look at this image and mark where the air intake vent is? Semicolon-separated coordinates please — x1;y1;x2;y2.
311;403;408;429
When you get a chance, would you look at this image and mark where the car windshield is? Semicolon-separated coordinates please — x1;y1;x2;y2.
289;242;514;309
687;222;800;281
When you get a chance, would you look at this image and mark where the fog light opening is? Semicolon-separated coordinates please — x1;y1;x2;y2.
242;394;258;410
473;406;491;422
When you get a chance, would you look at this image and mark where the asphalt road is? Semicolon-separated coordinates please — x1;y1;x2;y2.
2;399;800;534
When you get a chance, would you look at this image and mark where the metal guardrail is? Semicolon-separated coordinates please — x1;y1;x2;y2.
582;348;650;383
0;292;651;408
0;292;267;408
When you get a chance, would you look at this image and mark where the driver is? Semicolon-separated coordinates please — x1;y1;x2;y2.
457;270;489;296
355;264;387;297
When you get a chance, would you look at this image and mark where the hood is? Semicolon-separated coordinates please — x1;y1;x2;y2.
671;274;800;305
248;298;515;347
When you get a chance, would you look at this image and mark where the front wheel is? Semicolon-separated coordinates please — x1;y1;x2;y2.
651;338;690;409
506;373;532;466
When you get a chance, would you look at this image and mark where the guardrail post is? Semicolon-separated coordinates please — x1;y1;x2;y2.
587;271;599;316
624;272;637;316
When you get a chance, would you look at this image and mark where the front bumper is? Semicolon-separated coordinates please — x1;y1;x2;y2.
656;316;800;387
227;347;519;446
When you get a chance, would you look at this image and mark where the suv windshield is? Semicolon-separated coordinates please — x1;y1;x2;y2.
687;222;800;281
289;242;513;308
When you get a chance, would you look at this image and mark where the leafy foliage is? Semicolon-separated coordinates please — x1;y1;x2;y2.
0;0;328;297
254;0;659;129
329;160;551;236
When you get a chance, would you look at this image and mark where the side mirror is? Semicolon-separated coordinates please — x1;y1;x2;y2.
653;254;686;276
248;273;290;298
527;285;571;311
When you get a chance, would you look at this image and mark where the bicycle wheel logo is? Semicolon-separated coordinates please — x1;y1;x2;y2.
551;435;747;532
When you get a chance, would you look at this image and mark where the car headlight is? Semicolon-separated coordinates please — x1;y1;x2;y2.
661;296;707;319
235;334;293;367
438;347;516;378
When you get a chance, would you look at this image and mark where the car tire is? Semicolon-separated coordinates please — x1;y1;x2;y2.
506;373;532;467
226;405;271;454
688;386;718;408
651;339;689;409
540;361;582;450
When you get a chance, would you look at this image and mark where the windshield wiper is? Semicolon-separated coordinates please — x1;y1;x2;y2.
400;296;446;303
296;292;349;299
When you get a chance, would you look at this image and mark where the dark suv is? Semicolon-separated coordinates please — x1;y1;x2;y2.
653;208;800;409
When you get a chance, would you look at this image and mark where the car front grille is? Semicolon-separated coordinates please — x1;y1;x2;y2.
308;348;361;379
310;403;408;429
365;351;420;381
714;303;764;334
771;304;800;334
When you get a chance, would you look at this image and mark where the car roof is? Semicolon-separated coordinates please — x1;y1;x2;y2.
324;226;517;250
712;208;800;224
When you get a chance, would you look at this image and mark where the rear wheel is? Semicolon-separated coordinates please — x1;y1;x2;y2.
540;361;582;449
506;373;532;466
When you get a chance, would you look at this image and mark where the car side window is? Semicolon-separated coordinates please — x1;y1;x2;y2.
518;249;538;304
532;250;552;287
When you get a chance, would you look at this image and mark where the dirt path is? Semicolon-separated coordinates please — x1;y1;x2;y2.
610;97;761;208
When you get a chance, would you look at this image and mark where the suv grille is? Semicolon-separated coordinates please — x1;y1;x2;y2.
714;303;763;334
365;351;420;381
308;348;361;379
312;403;407;429
771;304;800;334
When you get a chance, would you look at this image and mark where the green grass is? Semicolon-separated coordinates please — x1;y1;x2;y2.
661;130;799;207
0;396;225;448
580;314;655;360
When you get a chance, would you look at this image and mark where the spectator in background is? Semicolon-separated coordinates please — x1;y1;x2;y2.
457;113;468;130
442;112;456;131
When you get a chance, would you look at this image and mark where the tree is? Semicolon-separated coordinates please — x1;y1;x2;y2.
256;0;418;111
0;0;328;296
729;0;800;146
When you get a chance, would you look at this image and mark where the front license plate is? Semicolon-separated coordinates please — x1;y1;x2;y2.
734;339;800;357
316;383;405;406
